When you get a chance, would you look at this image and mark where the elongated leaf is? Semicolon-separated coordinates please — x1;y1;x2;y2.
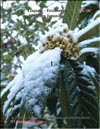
75;18;100;42
79;37;100;49
80;47;99;55
63;1;82;29
62;59;99;128
63;60;82;128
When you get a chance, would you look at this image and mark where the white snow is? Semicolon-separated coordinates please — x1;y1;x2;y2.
33;105;42;117
3;71;24;114
28;1;40;10
3;47;61;118
82;64;96;77
90;10;100;22
88;86;96;90
2;1;13;9
81;1;98;9
79;37;100;49
22;48;61;117
1;70;22;97
80;47;99;55
75;18;100;41
77;86;80;92
81;65;97;90
39;21;68;45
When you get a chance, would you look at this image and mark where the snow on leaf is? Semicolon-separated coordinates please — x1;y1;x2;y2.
80;47;99;55
3;71;24;114
3;47;61;118
81;1;98;9
79;37;100;49
75;18;100;41
1;70;23;97
90;10;100;22
82;64;97;77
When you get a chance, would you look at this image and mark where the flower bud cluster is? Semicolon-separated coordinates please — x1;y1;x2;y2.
39;23;80;57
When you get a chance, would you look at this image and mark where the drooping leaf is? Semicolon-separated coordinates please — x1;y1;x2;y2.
63;1;82;29
62;59;99;128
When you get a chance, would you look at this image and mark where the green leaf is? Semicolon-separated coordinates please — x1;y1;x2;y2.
62;59;99;128
13;10;24;16
24;2;31;11
4;54;12;61
63;1;82;29
63;60;82;128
